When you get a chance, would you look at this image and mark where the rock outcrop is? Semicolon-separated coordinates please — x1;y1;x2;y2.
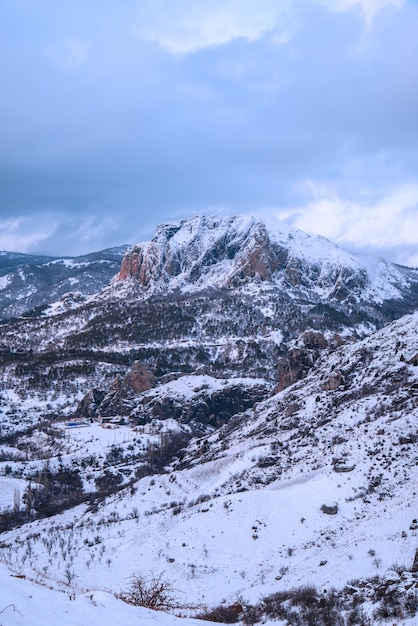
117;216;290;288
75;361;155;419
277;330;328;392
131;378;272;428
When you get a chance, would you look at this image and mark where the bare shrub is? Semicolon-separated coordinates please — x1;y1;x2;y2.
241;604;262;625
63;565;77;585
290;585;319;607
261;590;291;620
196;603;242;623
118;573;177;611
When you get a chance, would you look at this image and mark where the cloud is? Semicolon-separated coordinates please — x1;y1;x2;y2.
133;0;287;53
274;182;418;266
0;211;138;257
0;0;416;265
334;0;404;22
37;212;126;256
0;217;56;254
46;39;91;71
132;0;404;55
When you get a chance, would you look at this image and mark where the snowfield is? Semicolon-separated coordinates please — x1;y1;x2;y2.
0;563;209;626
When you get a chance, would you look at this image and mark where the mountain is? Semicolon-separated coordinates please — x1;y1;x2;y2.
0;246;129;320
0;215;418;625
116;214;416;304
0;215;416;429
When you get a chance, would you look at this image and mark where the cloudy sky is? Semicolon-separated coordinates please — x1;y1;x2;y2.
1;0;417;266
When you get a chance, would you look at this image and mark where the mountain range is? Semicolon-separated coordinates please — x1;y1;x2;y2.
0;215;417;626
0;246;128;320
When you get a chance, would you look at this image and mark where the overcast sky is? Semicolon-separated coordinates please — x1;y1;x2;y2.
1;0;417;266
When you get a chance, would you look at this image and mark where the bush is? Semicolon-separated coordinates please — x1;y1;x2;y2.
290;585;319;607
196;603;242;623
118;573;177;611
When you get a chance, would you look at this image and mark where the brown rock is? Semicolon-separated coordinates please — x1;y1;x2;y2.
74;361;156;420
277;348;313;392
284;257;302;286
322;373;344;391
277;330;329;392
125;361;156;394
118;246;144;281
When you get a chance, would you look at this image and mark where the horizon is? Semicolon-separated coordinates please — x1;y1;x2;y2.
1;211;417;270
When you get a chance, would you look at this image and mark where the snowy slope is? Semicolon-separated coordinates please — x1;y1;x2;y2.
0;313;417;624
0;563;209;626
1;217;418;625
0;246;128;320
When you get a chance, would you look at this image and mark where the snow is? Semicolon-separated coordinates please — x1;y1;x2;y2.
57;422;139;455
0;477;27;511
147;374;267;402
0;563;208;626
265;329;283;344
0;273;12;290
45;259;87;269
120;214;411;303
1;220;418;624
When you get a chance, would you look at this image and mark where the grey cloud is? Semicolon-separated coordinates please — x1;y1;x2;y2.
0;1;417;261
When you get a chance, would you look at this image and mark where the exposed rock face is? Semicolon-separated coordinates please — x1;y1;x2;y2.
75;361;155;418
75;370;271;429
118;247;146;283
226;225;288;284
277;348;315;392
322;372;345;391
132;380;272;428
277;331;329;392
73;388;107;419
124;361;156;394
117;216;290;288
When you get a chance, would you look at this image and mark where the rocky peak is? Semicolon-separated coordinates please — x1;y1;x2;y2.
74;361;156;419
116;214;416;305
117;215;289;288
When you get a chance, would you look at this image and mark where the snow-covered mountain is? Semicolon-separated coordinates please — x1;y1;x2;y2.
116;215;416;304
0;215;416;418
0;215;418;625
0;246;128;320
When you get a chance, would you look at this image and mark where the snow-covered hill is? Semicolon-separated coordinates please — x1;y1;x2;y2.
0;562;208;626
0;215;416;429
0;246;128;320
0;215;418;624
0;314;417;623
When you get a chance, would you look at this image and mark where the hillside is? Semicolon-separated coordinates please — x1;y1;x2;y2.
0;215;418;625
0;246;128;320
116;215;414;306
